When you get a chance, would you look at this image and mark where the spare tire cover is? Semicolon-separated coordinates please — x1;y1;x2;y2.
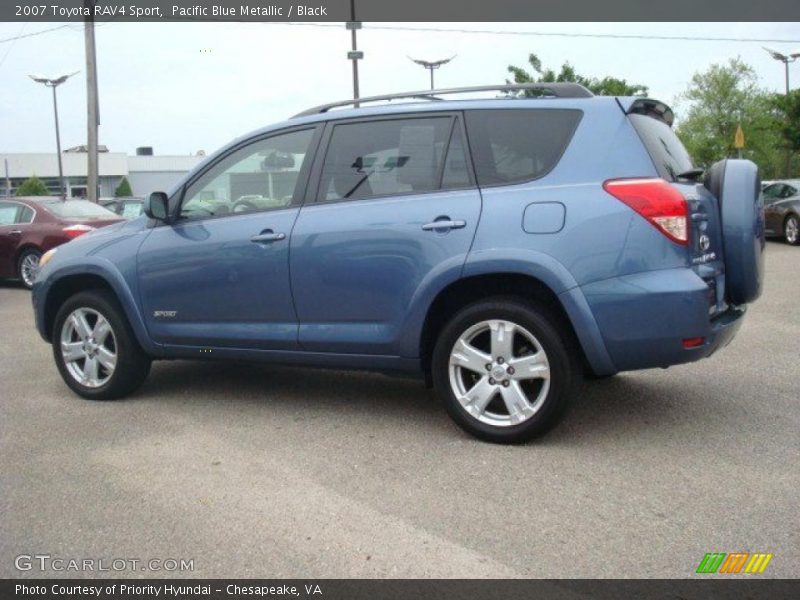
704;159;764;305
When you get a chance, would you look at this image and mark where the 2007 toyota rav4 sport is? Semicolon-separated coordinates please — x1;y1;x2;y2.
31;83;765;443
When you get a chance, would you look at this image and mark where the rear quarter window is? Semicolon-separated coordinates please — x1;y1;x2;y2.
464;109;582;187
629;113;693;181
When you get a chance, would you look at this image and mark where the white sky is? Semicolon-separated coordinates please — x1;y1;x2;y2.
1;21;799;155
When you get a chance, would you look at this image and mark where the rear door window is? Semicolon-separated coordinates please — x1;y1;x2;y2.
317;116;457;202
629;113;694;181
0;202;18;225
464;109;582;187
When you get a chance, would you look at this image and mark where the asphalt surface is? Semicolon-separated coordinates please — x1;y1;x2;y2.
1;242;798;579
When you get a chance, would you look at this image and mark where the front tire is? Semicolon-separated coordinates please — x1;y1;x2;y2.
17;248;42;289
785;215;799;245
432;298;579;443
52;290;151;400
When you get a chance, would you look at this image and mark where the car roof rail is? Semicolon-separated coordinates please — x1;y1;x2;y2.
292;83;594;118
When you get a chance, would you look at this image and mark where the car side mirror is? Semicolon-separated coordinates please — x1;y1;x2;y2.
144;192;169;222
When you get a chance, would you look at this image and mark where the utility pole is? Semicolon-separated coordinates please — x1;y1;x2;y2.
408;56;457;90
346;1;362;106
84;0;100;202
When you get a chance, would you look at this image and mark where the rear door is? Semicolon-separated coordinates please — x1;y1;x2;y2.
290;113;481;355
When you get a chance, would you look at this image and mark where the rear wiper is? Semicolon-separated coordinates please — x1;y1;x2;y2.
677;168;705;181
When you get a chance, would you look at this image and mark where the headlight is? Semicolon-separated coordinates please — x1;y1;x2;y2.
38;248;58;269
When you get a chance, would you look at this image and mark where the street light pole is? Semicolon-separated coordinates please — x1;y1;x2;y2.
785;60;791;95
763;48;800;177
408;56;457;90
29;72;78;198
50;85;65;196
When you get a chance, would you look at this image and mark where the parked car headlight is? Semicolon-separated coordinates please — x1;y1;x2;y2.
38;248;58;269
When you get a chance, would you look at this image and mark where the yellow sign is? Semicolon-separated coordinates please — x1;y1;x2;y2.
734;124;745;149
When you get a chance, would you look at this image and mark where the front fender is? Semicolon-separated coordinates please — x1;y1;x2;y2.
35;257;161;356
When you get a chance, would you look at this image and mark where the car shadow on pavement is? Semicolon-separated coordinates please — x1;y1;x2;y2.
0;280;26;289
135;360;708;445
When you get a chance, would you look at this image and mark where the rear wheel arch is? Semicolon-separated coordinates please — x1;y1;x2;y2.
419;273;586;378
14;243;43;265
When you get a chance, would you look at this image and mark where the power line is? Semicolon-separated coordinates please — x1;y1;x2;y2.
0;21;28;69
263;22;800;45
0;24;71;45
3;21;799;46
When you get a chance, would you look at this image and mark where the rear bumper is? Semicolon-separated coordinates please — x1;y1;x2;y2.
581;268;745;372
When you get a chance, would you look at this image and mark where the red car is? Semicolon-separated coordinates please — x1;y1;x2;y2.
0;197;124;288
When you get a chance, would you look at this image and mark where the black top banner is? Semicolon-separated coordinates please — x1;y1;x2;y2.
2;0;800;22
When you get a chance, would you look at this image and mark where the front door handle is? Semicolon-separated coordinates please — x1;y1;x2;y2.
250;230;286;243
9;230;22;235
422;219;466;232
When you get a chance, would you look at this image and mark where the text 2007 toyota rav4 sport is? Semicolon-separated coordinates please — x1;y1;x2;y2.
31;83;765;443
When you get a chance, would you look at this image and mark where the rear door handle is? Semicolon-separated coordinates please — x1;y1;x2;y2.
9;230;22;235
250;230;286;243
422;219;466;231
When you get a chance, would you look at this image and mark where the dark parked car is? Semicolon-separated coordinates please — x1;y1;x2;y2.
763;180;800;245
33;84;764;443
99;197;145;220
0;197;123;288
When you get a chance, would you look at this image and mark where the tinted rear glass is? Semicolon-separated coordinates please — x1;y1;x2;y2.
319;117;453;201
464;109;582;186
44;200;119;219
629;113;694;181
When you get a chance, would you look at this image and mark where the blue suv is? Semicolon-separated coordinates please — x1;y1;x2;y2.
32;83;765;443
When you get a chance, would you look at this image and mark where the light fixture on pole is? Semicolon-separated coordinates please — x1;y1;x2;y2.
408;56;456;90
764;48;800;177
29;71;79;198
763;47;800;94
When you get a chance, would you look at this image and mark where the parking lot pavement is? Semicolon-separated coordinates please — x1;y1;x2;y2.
1;242;798;580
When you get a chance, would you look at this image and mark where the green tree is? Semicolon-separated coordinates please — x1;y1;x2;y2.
16;175;49;196
771;89;800;176
114;176;133;197
507;53;648;96
675;58;784;177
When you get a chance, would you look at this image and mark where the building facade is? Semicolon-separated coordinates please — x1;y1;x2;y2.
1;152;205;199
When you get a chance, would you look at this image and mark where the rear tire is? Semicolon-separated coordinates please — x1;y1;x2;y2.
52;290;151;400
785;215;799;245
431;298;580;444
16;248;42;289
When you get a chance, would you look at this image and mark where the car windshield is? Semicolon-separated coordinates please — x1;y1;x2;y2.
121;201;143;219
43;200;119;219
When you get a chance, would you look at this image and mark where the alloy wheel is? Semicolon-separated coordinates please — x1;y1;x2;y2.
60;308;118;388
448;319;551;427
786;216;799;245
20;254;40;287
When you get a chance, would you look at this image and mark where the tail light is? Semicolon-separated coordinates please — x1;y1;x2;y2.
63;224;95;239
603;178;689;245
